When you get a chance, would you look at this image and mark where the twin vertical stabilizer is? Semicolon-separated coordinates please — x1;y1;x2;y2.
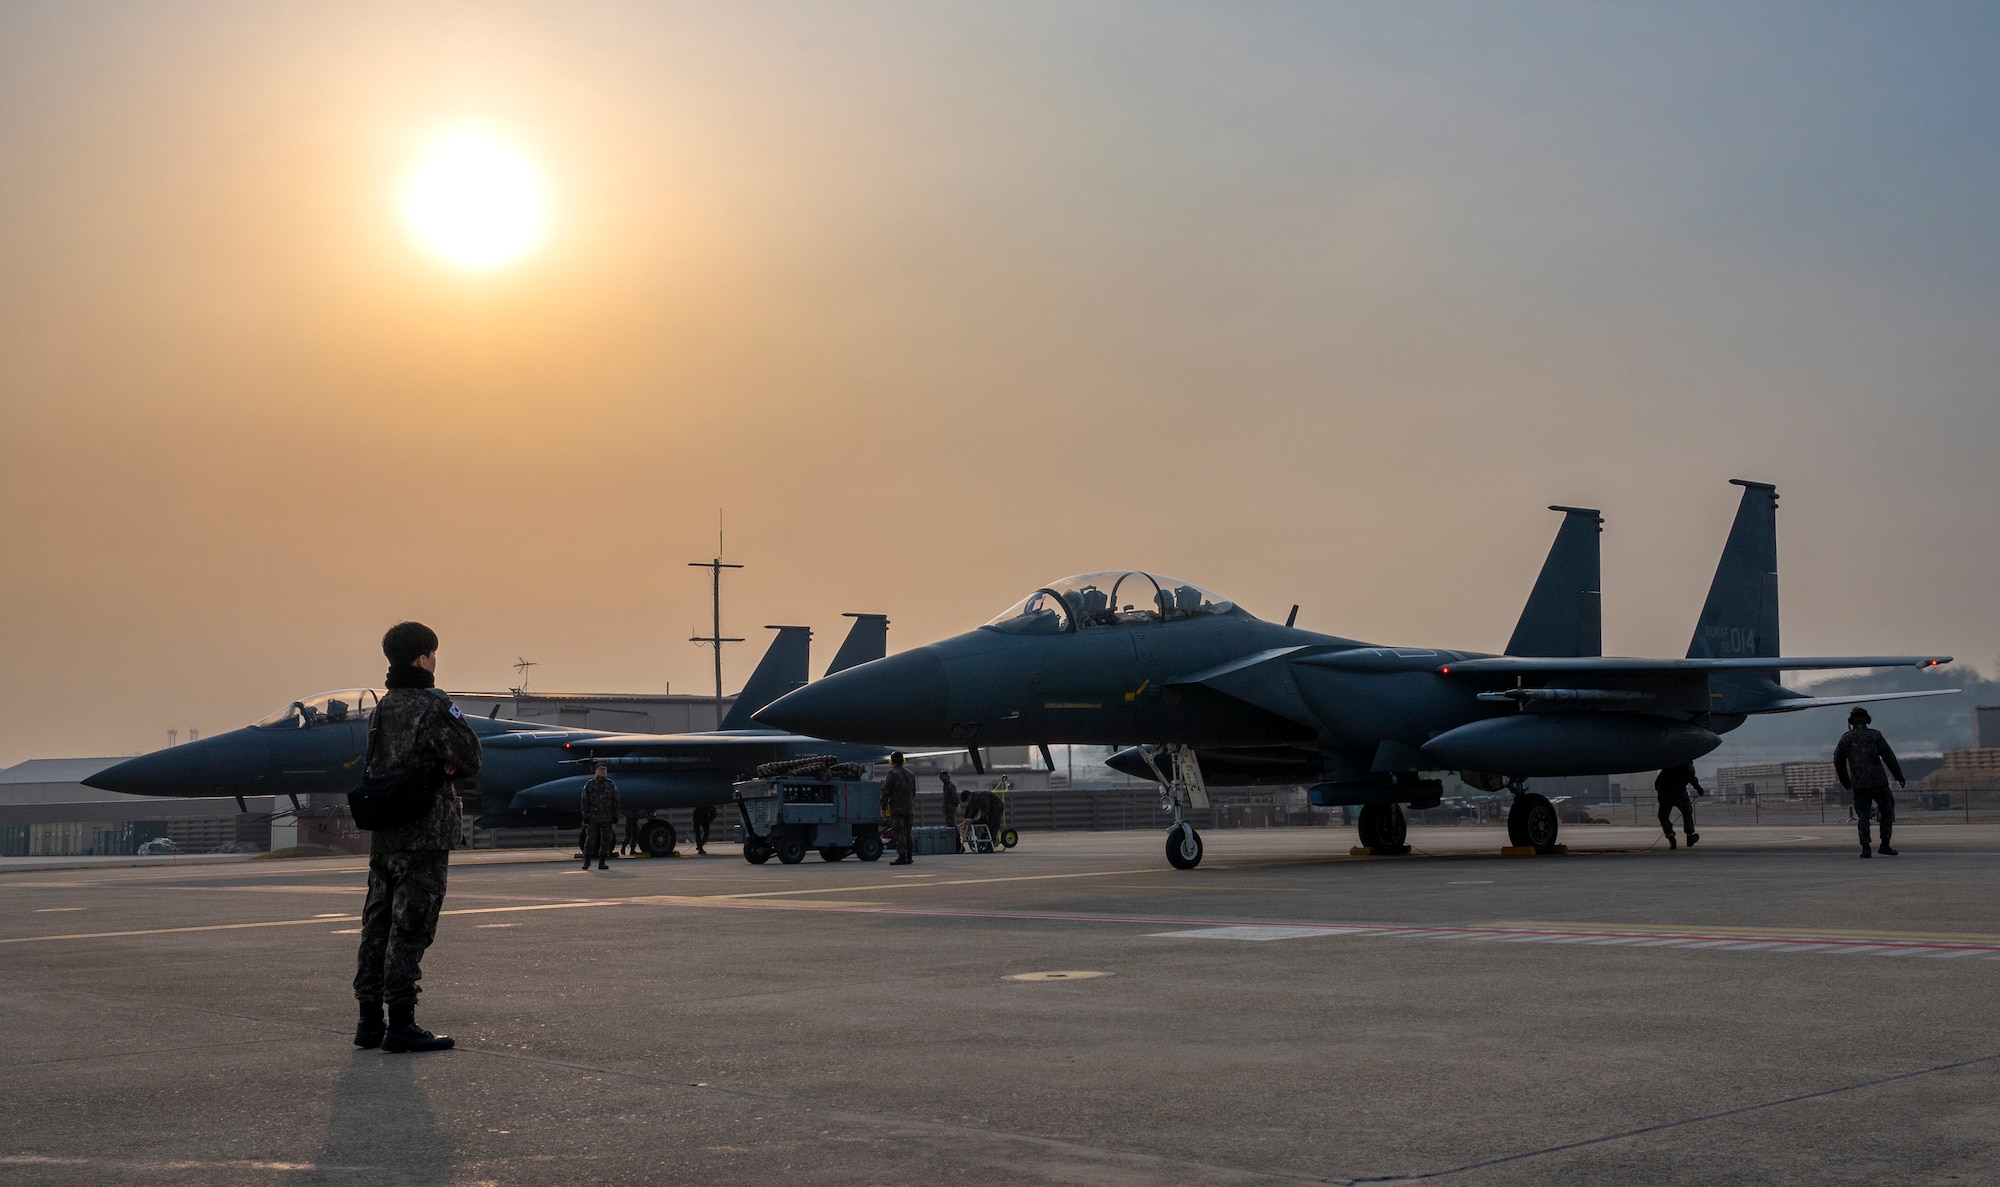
1506;506;1603;657
719;626;812;730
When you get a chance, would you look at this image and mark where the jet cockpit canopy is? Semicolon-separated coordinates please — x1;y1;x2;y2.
254;688;380;729
984;572;1237;634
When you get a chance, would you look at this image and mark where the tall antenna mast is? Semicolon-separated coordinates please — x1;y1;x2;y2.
511;657;539;694
689;510;743;722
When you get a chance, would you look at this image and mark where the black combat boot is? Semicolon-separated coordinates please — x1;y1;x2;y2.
1665;833;1676;850
1686;832;1699;847
1878;825;1897;856
381;1003;454;1053
597;860;608;870
353;1000;386;1049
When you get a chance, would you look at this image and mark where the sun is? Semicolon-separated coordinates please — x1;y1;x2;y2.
403;133;545;270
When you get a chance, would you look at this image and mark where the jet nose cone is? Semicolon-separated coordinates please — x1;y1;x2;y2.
82;731;262;797
755;648;950;743
82;749;192;796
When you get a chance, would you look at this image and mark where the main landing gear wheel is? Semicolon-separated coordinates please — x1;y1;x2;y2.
818;845;851;862
1357;803;1408;855
775;835;808;865
1508;792;1560;852
853;832;885;863
1166;824;1204;870
744;837;774;865
639;818;678;857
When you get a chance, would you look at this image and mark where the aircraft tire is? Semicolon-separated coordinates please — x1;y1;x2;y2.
819;845;850;862
999;828;1019;849
1356;805;1382;850
640;819;678;858
775;835;807;865
1517;793;1560;851
1357;803;1410;854
1165;824;1203;870
744;837;773;865
854;832;884;862
1506;796;1530;848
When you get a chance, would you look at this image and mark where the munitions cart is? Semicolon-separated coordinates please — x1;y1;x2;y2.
734;773;884;865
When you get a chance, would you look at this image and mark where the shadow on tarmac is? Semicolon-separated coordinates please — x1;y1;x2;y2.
306;1049;455;1186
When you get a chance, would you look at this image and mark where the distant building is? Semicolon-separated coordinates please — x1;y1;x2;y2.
450;691;731;734
1974;706;2000;750
0;757;271;857
1716;761;1840;801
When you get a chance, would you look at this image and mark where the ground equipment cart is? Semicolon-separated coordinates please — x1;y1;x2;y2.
733;763;883;865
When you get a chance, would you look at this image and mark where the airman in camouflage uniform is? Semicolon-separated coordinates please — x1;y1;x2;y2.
354;621;481;1054
1835;707;1905;858
882;752;917;865
938;769;959;829
581;765;620;870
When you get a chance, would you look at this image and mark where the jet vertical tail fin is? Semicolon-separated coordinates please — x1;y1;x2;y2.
825;613;889;677
1505;506;1603;657
719;625;812;730
1688;479;1781;713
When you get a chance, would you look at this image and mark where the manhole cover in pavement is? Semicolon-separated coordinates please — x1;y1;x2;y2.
1004;970;1109;982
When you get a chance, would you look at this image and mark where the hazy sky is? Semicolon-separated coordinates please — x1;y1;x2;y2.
3;2;1996;764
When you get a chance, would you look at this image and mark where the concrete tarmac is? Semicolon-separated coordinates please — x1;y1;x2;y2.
4;824;1998;1185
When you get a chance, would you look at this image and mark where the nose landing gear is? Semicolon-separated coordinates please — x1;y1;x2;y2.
1142;744;1209;870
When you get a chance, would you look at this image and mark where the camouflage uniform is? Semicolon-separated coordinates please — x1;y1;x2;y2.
1835;725;1904;853
882;765;917;862
354;686;480;1008
1653;763;1701;847
938;771;958;828
580;775;620;865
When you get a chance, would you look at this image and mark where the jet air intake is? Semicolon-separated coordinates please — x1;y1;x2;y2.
1421;713;1719;777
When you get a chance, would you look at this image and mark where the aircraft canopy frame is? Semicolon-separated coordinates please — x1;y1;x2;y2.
985;572;1236;635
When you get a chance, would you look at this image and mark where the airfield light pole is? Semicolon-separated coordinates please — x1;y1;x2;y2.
689;556;744;724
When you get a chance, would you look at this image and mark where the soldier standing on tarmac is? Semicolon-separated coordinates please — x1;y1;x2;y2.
691;803;717;855
353;621;481;1055
1654;762;1704;850
882;751;917;865
580;764;620;870
1835;707;1905;858
938;769;959;830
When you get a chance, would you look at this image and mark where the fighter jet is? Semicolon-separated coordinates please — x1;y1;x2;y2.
84;614;895;855
756;481;1956;868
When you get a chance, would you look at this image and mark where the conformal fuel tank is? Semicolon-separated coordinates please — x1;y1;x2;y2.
1420;713;1720;777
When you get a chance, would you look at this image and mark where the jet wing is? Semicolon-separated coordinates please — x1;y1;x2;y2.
1164;647;1321;729
1436;656;1951;675
1728;689;1963;714
555;730;889;770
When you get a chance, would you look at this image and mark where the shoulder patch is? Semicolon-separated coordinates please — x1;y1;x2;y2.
448;703;463;720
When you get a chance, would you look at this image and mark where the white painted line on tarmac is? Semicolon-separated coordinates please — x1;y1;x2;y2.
1145;925;1347;942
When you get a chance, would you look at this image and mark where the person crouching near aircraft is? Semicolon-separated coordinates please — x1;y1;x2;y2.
1835;707;1905;858
1653;762;1704;850
581;764;620;871
354;621;481;1054
882;751;917;865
